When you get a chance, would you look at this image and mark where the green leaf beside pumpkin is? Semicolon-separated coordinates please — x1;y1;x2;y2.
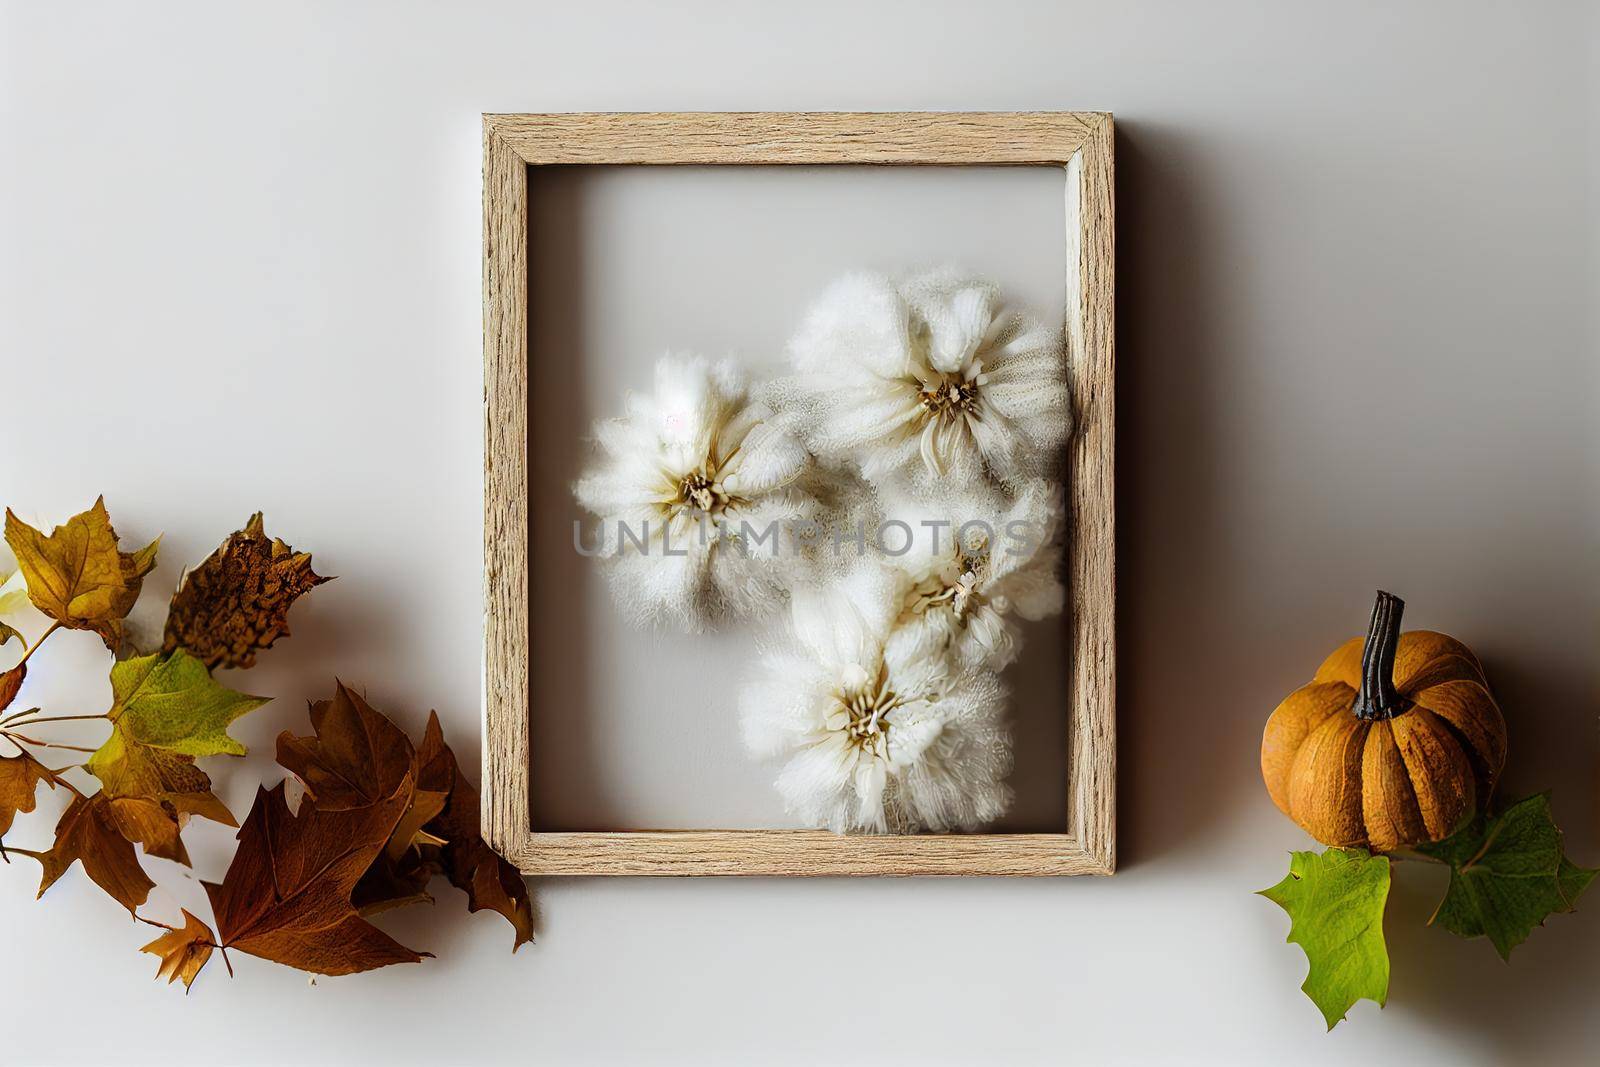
1259;847;1391;1029
1413;792;1596;960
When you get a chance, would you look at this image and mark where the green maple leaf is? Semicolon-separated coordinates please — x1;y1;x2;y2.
1259;848;1391;1029
1413;793;1596;960
94;650;268;760
85;651;270;858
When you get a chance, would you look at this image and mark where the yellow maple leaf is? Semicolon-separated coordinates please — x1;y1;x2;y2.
140;909;216;991
0;751;57;837
3;498;159;651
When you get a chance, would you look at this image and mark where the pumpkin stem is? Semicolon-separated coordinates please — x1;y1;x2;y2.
1354;590;1406;720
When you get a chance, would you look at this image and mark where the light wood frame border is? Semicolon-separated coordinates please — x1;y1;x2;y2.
483;112;1114;876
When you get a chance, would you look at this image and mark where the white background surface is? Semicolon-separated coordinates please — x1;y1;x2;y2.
2;2;1596;1064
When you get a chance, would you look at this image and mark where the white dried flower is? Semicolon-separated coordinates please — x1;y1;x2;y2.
882;479;1066;672
782;269;1069;489
740;565;1012;833
574;354;816;631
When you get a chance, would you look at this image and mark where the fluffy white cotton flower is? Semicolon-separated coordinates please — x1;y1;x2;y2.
782;269;1070;489
881;479;1067;672
740;565;1012;833
574;354;817;631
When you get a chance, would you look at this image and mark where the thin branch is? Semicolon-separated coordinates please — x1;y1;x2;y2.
135;913;222;956
14;621;61;669
0;706;44;729
4;713;107;727
2;732;96;753
50;772;86;799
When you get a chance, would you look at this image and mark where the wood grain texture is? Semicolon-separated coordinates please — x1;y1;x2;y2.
482;112;1114;876
514;832;1104;877
1066;116;1117;873
482;122;530;855
484;111;1099;166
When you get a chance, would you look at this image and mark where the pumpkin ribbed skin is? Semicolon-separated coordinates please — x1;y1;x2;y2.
1261;597;1507;852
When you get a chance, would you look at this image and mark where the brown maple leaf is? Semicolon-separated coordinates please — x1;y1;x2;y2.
276;682;412;810
104;796;198;867
163;513;330;670
3;498;159;652
37;793;155;913
352;784;448;916
0;663;24;714
204;782;429;976
0;751;57;838
280;683;447;916
351;846;436;916
140;909;217;991
411;712;533;949
278;689;531;946
351;777;448;917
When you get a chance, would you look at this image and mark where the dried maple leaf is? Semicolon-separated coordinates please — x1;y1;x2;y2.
279;689;529;945
279;683;446;915
0;751;57;838
351;792;447;916
276;682;413;810
163;513;330;670
140;909;216;991
85;650;269;862
411;711;533;949
0;662;23;713
3;498;159;652
37;793;155;913
204;782;429;975
351;851;434;915
0;606;24;713
105;796;197;866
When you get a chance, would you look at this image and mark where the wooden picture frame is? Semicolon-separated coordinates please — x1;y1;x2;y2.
483;112;1114;876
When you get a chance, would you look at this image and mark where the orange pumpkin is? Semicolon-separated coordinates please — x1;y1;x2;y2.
1261;591;1507;852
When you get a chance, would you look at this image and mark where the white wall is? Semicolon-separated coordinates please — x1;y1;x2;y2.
1;2;1594;1063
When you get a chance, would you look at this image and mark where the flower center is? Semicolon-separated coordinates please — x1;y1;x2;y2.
904;542;990;621
661;455;748;522
917;375;982;420
677;470;726;513
834;665;904;758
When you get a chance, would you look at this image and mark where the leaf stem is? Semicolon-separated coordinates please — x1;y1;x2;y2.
136;913;222;952
3;713;107;728
14;621;61;669
0;707;41;728
52;773;86;798
1;732;96;753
